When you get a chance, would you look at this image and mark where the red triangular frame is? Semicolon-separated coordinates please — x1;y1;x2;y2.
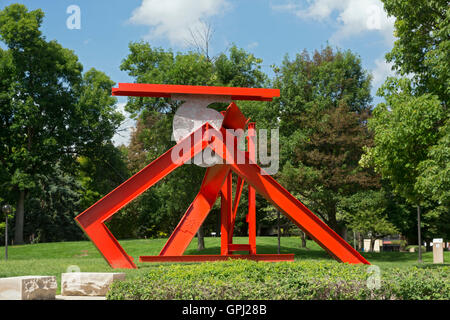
75;102;369;268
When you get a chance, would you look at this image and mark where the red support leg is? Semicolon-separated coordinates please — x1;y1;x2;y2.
228;160;370;264
220;172;233;255
229;176;244;241
247;123;257;254
216;126;369;264
159;165;231;256
75;124;211;269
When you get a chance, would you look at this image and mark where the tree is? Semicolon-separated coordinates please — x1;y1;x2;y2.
339;190;398;252
185;19;214;62
76;142;129;210
275;47;379;237
362;77;447;261
415;119;450;239
365;1;449;262
0;4;123;244
382;0;449;104
274;47;372;138
24;165;84;243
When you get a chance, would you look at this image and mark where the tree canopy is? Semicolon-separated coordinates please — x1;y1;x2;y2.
0;4;123;243
382;0;449;103
275;47;379;236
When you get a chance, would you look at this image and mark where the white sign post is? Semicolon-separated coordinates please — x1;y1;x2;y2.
432;238;444;264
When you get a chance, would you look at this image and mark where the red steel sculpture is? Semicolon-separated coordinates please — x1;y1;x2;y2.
75;83;370;269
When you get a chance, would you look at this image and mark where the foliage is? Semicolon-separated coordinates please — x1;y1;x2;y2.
273;47;372;137
415;119;450;232
107;259;449;300
23;165;84;243
76;143;129;209
364;78;445;204
0;4;124;243
339;190;398;242
364;1;449;242
274;47;378;235
382;0;449;103
362;78;449;239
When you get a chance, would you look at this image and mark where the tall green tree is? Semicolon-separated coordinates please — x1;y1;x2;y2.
365;0;449;261
24;165;84;243
415;119;450;238
382;0;449;104
339;190;398;251
362;78;448;260
0;4;123;244
275;47;379;237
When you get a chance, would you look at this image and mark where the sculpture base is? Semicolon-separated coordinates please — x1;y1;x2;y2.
139;254;294;263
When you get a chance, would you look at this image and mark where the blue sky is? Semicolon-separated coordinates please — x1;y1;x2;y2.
1;0;397;145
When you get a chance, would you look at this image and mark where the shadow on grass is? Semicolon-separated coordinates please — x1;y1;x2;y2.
362;251;420;263
415;263;450;269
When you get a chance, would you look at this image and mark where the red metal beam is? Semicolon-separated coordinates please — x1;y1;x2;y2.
247;123;257;254
139;254;295;263
159;102;250;257
229;176;244;242
75;124;212;269
223;151;370;264
220;172;233;255
228;244;252;252
159;165;231;256
112;83;280;102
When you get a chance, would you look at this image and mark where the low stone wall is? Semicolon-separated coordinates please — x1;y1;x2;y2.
0;276;57;300
61;272;126;296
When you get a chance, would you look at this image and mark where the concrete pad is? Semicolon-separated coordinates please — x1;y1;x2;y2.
56;295;106;300
61;272;126;296
0;276;57;300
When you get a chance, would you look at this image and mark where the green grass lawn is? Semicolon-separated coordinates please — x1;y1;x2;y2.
0;236;448;294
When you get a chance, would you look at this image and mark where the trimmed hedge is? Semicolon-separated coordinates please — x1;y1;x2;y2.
107;260;449;300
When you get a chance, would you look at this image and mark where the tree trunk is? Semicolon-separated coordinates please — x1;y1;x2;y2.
358;232;363;251
197;225;205;251
417;205;422;263
300;230;307;248
14;190;25;245
327;209;345;237
342;227;348;242
277;211;281;254
370;238;375;253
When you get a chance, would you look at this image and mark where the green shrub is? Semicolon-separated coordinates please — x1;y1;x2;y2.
107;260;449;300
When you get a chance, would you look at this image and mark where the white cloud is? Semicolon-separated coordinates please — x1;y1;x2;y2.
371;58;395;90
247;41;259;49
112;102;136;147
371;57;415;93
129;0;230;46
273;0;395;44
